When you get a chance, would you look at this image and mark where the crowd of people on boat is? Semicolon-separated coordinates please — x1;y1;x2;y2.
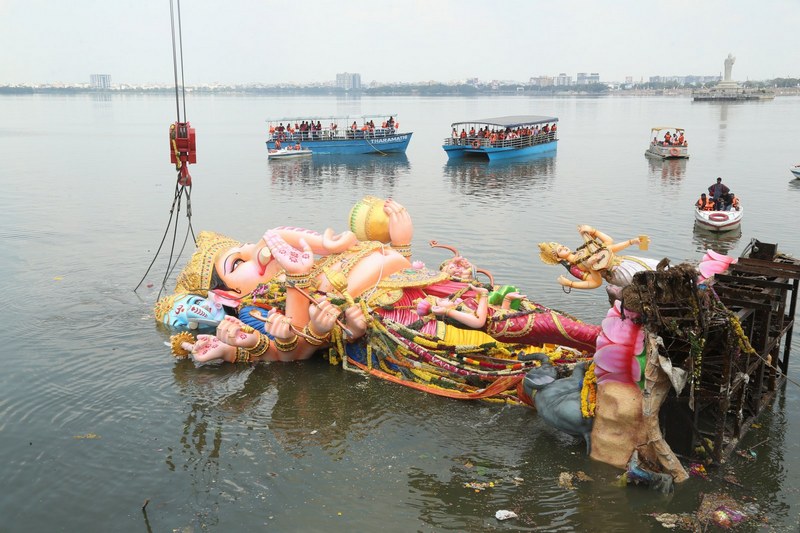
652;130;687;147
269;117;399;142
695;177;740;211
450;123;557;148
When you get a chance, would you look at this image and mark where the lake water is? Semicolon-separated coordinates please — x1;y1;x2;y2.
1;93;799;532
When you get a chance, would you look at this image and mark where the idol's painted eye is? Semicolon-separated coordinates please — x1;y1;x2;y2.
231;258;244;272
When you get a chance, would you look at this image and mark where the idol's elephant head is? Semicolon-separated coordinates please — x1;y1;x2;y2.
522;353;593;454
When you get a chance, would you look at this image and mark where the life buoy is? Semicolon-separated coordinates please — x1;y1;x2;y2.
669;147;680;156
472;140;480;149
709;213;729;222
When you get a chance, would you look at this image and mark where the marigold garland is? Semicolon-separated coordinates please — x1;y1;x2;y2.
580;362;597;418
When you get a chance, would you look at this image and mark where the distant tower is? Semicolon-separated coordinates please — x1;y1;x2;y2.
90;74;111;89
335;72;362;90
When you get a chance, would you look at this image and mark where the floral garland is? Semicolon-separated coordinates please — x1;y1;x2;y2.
580;362;597;418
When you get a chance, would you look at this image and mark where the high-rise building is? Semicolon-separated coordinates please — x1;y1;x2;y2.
90;74;111;89
336;72;362;90
555;73;572;86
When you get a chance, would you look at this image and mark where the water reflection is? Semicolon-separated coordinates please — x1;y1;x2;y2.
442;156;556;198
692;225;742;255
267;153;411;188
647;157;687;182
789;178;800;191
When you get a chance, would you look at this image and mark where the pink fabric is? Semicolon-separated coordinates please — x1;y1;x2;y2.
698;249;737;283
593;301;644;384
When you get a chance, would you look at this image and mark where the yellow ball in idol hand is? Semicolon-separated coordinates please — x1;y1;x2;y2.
349;196;391;243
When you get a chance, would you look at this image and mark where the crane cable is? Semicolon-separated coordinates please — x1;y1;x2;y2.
134;0;196;299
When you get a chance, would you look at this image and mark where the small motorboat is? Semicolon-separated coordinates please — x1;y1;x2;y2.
268;147;312;160
790;164;800;179
645;127;689;159
694;207;743;233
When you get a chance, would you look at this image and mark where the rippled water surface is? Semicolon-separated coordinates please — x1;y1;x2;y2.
1;94;799;531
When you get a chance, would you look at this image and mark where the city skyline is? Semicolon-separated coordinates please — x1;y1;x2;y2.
1;0;798;86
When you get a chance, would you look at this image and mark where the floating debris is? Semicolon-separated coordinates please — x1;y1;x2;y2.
688;463;708;479
650;512;696;530
464;481;495;492
558;471;592;490
495;510;517;521
73;433;101;439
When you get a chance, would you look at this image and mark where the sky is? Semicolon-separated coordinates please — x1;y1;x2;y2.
1;0;799;86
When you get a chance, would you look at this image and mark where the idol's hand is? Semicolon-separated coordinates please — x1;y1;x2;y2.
322;228;358;254
557;275;572;287
308;297;341;336
431;299;457;317
344;305;368;339
263;308;294;341
469;284;489;297
384;198;413;246
181;334;236;363
264;229;313;276
216;315;258;349
578;225;594;235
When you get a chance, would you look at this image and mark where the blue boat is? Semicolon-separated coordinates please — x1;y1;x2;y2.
266;114;412;155
443;115;558;161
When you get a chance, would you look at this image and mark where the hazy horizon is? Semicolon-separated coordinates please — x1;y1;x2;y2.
2;0;798;86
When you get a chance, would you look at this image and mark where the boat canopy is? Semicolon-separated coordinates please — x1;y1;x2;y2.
450;115;558;128
650;126;685;133
266;113;398;123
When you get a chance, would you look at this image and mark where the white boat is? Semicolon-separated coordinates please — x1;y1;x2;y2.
645;127;689;159
268;147;312;160
694;207;743;233
790;164;800;179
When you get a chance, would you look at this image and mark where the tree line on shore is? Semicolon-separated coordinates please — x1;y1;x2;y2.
1;78;798;96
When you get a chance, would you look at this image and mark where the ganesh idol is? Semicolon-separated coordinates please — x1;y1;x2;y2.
155;197;602;401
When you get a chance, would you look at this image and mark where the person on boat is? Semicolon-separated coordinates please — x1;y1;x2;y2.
695;193;714;211
158;199;602;366
730;193;740;211
274;139;282;150
677;131;685;145
451;128;458;139
294;142;302;151
538;225;657;293
722;192;740;211
708;177;730;210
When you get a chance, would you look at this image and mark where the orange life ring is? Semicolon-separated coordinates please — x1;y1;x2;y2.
669;147;680;156
472;140;480;149
709;213;729;222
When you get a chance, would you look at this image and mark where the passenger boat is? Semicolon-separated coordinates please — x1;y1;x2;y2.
265;114;412;155
267;147;312;160
645;127;689;159
790;164;800;179
694;207;743;233
442;115;558;161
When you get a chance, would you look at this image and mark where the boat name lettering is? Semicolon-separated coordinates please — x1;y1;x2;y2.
371;136;405;144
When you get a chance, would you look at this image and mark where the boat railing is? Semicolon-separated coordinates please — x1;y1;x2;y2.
443;131;557;148
268;127;404;142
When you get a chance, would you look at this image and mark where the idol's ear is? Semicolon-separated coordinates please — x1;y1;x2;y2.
209;289;242;308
